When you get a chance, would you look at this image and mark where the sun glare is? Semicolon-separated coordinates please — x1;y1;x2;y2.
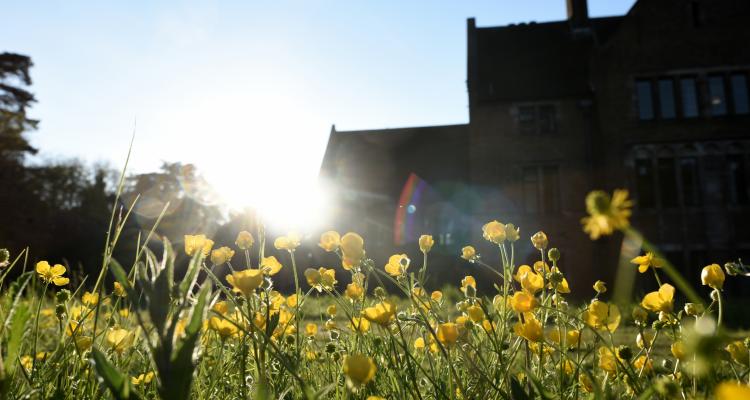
200;119;331;233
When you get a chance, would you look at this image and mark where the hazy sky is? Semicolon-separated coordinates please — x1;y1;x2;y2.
3;0;634;213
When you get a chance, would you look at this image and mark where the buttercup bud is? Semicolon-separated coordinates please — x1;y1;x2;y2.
684;303;704;316
373;286;387;299
55;304;66;320
617;345;633;361
632;307;648;324
56;289;71;303
724;262;741;276
548;248;561;262
0;248;9;267
593;280;607;294
326;343;337;354
549;271;564;285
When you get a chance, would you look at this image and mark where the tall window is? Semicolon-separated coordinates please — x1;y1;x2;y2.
636;80;655;120
680;77;700;118
679;158;701;207
708;75;727;116
657;158;678;207
516;104;557;135
635;159;655;208
522;165;560;214
727;155;748;205
658;78;676;119
731;73;749;115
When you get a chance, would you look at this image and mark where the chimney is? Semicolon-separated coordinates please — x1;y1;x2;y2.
566;0;589;29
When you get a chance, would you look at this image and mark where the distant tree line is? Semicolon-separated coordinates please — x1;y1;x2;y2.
0;52;249;284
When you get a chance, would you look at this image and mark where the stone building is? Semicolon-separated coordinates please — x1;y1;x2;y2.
320;0;750;293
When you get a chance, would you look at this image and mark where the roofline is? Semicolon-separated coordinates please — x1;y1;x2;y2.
330;123;469;135
472;15;625;32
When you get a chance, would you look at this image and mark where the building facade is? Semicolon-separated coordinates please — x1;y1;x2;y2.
320;0;750;293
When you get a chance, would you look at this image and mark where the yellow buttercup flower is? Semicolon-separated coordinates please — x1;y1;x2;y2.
106;328;135;354
209;316;238;339
671;341;686;360
305;323;318;337
235;230;255;250
630;252;664;273
326;304;337;317
305;267;337;291
593;280;607;293
460;276;476;293
363;300;396;326
74;335;93;352
131;371;155;386
530;231;548;250
554;276;571;294
20;355;33;372
431;290;443;302
466;304;485;322
261;256;283;275
581;189;632;239
82;291;99;307
319;230;341;252
286;294;298;308
579;374;595;393
510;291;539;313
226;269;264;296
184;234;214;257
274;233;301;251
518;268;544;294
113;281;127;297
583;300;621;332
633;355;653;374
349;317;370;333
340;232;365;270
598;347;617;374
343;354;376;387
419;234;434;253
513;265;533;283
437;322;460;345
210;246;235;265
35;261;69;286
514;314;543;342
548;329;580;348
212;301;229;315
482;220;506;244
345;283;365;301
461;246;476;261
384;254;410;277
716;382;750;400
504;223;520;242
701;263;725;290
641;284;675;313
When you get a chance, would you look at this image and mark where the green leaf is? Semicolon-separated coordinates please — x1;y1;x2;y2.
91;348;141;400
158;283;209;400
149;268;171;335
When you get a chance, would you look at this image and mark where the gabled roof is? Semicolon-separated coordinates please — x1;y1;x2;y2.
468;16;624;103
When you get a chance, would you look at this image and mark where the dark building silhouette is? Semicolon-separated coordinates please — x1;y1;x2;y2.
320;0;750;293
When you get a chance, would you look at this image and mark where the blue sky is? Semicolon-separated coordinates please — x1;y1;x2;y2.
3;0;634;213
